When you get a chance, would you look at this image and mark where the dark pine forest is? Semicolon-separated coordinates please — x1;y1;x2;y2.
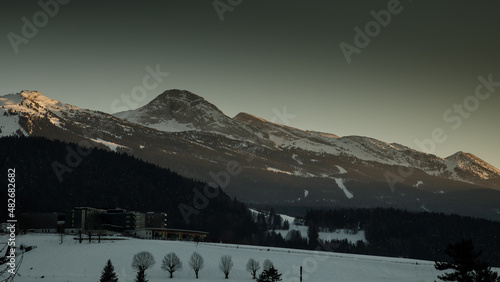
1;136;499;266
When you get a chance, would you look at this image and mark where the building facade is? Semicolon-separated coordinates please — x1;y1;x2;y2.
145;212;167;228
64;207;107;234
136;228;208;241
21;207;205;241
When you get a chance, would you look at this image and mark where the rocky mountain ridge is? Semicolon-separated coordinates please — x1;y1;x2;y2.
1;89;500;220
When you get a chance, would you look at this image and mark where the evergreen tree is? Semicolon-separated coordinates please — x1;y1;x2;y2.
307;224;319;248
134;269;147;282
283;220;290;230
256;266;282;282
474;263;500;282
100;259;119;282
435;239;500;282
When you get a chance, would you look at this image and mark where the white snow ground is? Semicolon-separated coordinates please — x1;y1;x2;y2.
3;233;442;282
334;178;354;199
90;138;127;152
336;165;348;174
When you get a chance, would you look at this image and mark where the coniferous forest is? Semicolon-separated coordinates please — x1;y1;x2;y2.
2;136;499;267
0;136;259;243
303;208;500;267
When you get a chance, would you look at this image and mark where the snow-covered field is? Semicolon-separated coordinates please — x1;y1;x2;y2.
250;209;367;244
2;234;441;281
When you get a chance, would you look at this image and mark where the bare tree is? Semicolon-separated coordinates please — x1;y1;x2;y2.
246;258;261;279
188;252;204;279
161;252;183;278
263;259;274;271
132;251;156;272
219;255;234;279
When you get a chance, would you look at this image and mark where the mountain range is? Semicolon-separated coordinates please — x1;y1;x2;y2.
1;89;500;220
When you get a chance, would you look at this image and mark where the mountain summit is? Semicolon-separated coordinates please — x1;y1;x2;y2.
114;89;217;132
113;89;265;141
1;89;500;220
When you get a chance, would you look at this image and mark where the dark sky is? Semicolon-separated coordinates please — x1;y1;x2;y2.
1;0;500;168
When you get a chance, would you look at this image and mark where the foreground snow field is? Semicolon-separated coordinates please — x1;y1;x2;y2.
3;234;442;281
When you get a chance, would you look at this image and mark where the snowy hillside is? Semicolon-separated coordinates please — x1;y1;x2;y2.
234;113;500;186
113;89;266;142
274;226;368;245
249;210;367;244
2;89;500;219
3;234;443;282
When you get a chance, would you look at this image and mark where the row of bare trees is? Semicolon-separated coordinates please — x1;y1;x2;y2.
100;252;280;281
130;251;228;280
130;251;203;280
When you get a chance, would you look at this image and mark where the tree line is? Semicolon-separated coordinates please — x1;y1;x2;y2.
99;251;282;281
0;136;261;243
303;207;500;266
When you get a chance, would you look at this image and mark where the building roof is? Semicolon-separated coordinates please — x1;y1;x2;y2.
139;228;209;235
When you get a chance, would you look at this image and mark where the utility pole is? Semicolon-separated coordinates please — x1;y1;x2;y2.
300;266;303;282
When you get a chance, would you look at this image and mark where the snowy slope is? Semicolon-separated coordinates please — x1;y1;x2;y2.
234;112;500;187
1;89;500;214
248;210;367;244
0;110;27;136
2;90;499;190
445;151;500;181
5;233;443;282
274;225;368;245
0;90;122;136
113;89;266;142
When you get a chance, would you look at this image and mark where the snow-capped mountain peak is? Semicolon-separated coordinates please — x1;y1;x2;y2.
1;89;499;204
2;90;80;115
114;89;223;132
445;151;500;181
113;89;265;141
